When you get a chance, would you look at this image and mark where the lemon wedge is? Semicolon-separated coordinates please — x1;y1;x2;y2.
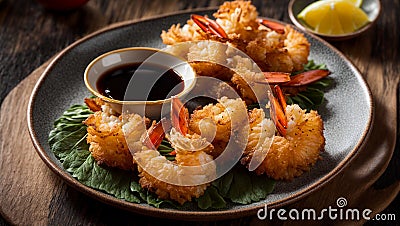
297;0;370;35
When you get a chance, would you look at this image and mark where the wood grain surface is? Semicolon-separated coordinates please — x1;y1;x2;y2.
0;0;399;225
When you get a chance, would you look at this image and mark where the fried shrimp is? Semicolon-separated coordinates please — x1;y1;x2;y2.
135;129;215;205
189;97;248;157
284;26;310;72
84;97;105;112
189;97;247;142
228;55;269;104
136;148;215;205
186;40;234;81
241;104;325;180
161;1;310;73
161;19;206;45
83;104;148;170
133;97;217;205
213;0;259;38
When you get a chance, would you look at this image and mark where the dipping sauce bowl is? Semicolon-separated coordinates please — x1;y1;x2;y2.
84;47;196;119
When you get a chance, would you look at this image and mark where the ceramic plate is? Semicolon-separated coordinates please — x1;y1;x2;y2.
28;9;373;220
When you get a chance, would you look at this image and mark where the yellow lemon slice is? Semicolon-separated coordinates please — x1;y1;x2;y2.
297;0;370;35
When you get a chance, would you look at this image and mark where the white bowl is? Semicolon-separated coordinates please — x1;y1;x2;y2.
84;47;196;119
288;0;381;41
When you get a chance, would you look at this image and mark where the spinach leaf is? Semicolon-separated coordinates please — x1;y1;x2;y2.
48;105;146;204
212;166;275;205
73;155;141;203
198;166;275;209
197;186;226;210
130;180;174;208
300;59;328;72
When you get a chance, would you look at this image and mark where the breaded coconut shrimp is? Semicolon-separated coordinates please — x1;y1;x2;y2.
189;96;248;157
135;147;215;205
241;87;325;180
228;55;269;104
170;41;269;104
186;40;234;81
133;97;216;205
164;38;328;106
228;54;330;104
161;1;310;73
83;98;148;171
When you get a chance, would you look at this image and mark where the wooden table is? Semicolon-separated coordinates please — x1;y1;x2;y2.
0;0;399;225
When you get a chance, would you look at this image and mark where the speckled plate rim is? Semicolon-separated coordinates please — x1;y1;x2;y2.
27;8;374;221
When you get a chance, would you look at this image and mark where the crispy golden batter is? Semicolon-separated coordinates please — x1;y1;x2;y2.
231;73;257;104
161;1;311;106
213;1;259;38
189;97;246;144
189;102;231;144
83;105;148;171
84;112;133;170
241;105;325;180
84;98;105;112
190;62;234;81
188;97;248;158
135;137;215;204
138;170;209;205
186;40;235;81
284;26;310;72
161;1;310;73
226;55;269;104
161;20;207;45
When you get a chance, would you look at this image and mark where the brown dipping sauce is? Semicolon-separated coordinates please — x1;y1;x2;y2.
96;63;184;101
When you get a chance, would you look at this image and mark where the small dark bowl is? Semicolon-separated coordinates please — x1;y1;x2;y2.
84;47;197;119
289;0;381;41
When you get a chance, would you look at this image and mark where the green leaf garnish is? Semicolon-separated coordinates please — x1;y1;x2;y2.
157;139;175;161
197;186;226;209
301;59;328;71
49;105;162;205
212;166;275;205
